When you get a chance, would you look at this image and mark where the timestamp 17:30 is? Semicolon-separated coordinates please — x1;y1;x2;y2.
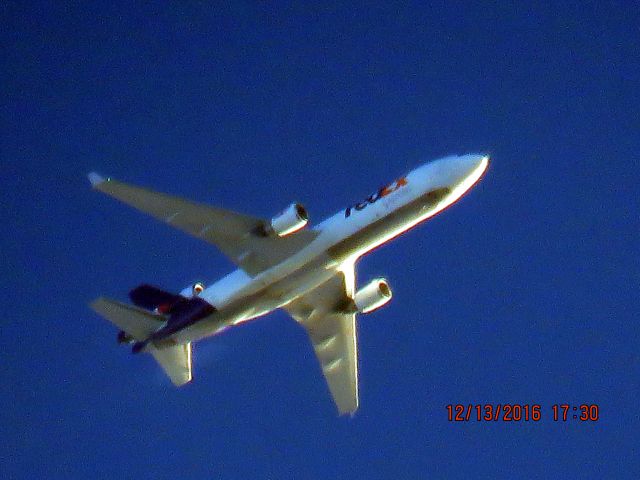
445;404;600;422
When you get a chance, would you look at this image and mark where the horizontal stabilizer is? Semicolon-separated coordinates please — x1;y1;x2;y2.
150;343;193;386
90;297;164;340
87;172;106;187
129;284;183;310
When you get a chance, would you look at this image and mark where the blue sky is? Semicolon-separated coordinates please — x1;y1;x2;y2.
2;1;639;478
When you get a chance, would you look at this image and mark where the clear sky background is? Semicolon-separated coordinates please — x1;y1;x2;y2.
2;1;639;478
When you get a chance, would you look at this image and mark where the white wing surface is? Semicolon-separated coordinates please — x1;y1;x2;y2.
88;174;318;276
284;266;359;415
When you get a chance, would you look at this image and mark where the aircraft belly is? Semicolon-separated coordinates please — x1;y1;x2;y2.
328;187;450;262
157;187;452;347
158;189;450;346
170;256;337;344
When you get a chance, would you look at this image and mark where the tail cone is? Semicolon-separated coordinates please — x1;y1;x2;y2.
132;341;147;354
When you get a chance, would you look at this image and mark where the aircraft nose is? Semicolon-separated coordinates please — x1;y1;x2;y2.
447;154;490;188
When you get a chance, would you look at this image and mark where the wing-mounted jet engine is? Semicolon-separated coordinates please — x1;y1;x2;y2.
258;203;309;237
89;153;491;412
352;278;392;313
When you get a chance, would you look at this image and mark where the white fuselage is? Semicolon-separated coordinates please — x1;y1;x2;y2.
171;154;489;344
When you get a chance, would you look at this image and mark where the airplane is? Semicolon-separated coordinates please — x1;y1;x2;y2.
89;153;489;415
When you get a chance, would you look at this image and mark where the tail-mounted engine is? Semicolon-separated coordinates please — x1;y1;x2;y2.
179;282;205;298
192;282;204;296
353;278;392;313
265;203;309;237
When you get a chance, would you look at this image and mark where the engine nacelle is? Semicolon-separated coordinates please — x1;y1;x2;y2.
269;203;309;236
179;282;205;298
192;282;205;296
354;278;392;313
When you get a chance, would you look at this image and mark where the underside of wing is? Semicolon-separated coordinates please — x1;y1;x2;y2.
89;174;318;276
284;267;359;415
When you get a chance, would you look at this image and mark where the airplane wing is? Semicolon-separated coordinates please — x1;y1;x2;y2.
88;173;318;276
284;266;359;415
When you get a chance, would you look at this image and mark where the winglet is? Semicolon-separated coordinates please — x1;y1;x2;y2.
88;172;107;187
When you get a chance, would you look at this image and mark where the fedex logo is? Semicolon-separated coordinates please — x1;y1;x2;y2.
345;177;407;218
